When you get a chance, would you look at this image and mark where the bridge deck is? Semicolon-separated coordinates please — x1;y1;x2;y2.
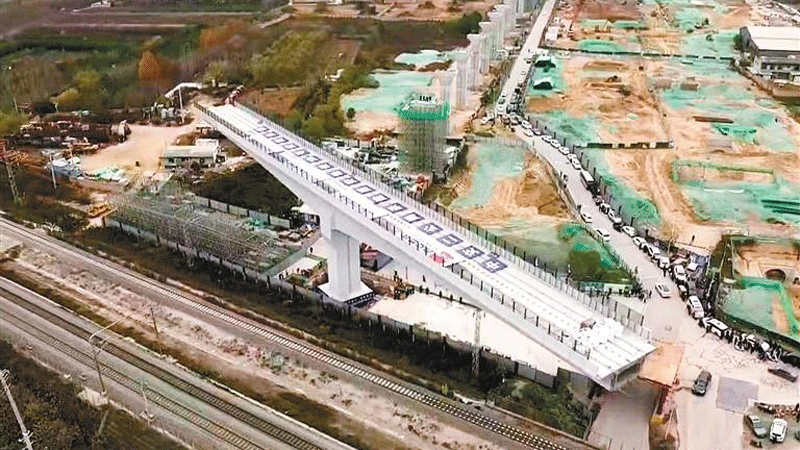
199;103;654;384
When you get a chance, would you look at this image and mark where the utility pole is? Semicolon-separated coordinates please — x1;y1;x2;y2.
1;140;21;204
472;309;482;378
88;316;128;396
1;370;34;450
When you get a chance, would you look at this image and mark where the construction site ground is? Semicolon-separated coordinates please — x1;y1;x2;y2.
80;119;199;178
527;51;800;250
290;0;499;21
548;0;753;56
0;242;509;450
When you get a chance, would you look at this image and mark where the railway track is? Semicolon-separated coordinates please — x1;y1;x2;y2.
1;219;569;450
0;284;330;450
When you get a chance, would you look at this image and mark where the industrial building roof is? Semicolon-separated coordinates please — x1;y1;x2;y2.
163;139;220;159
743;26;800;52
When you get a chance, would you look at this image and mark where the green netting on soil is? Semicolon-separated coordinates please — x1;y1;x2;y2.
341;71;433;115
394;50;452;68
531;110;603;144
712;123;757;143
451;141;527;208
659;62;798;152
723;277;800;337
581;19;609;29
614;20;647;29
679;178;800;224
583;149;662;227
482;221;625;272
682;29;738;57
578;39;625;53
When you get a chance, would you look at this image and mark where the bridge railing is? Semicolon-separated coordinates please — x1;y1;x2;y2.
197;103;605;367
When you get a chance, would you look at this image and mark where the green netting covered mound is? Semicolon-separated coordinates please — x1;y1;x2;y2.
679;178;800;224
341;71;433;115
451;141;527;208
723;277;800;337
578;39;625;53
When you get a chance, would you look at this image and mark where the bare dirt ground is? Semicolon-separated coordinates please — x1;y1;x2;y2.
551;0;752;53
0;244;504;450
240;88;306;117
448;147;572;230
81;119;198;177
529;56;670;143
293;0;499;21
529;52;800;250
733;241;800;279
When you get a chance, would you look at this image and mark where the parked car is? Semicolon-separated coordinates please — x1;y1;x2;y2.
673;265;688;284
599;203;611;214
523;128;533;137
692;370;712;396
746;415;768;439
632;236;646;249
558;146;570;155
644;244;661;259
781;352;800;368
770;418;787;443
655;283;671;298
580;211;593;223
621;225;636;237
657;255;670;269
570;158;582;170
533;128;542;136
594;227;610;242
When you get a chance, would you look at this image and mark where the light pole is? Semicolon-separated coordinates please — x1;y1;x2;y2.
88;316;128;396
1;370;34;450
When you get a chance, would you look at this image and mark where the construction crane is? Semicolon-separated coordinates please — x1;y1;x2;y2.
0;140;21;204
1;369;35;450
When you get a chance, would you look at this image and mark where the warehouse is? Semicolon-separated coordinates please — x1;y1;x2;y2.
740;26;800;83
161;138;224;169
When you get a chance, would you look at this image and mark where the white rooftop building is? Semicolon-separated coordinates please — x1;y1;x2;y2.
161;138;223;169
740;26;800;83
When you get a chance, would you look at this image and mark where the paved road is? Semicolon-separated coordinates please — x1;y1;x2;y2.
0;218;592;450
499;0;558;104
0;278;353;450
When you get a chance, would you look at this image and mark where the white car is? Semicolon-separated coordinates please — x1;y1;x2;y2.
498;95;506;104
580;211;593;223
632;236;646;249
673;265;687;284
522;127;533;137
621;225;636;237
655;283;671;298
533;128;542;136
570;158;582;170
558;146;570;155
657;255;670;269
770;418;787;443
594;227;610;242
549;139;560;149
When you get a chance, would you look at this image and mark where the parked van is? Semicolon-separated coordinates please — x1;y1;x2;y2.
700;317;729;338
687;295;704;319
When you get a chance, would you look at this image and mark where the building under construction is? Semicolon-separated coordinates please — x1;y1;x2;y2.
396;93;450;176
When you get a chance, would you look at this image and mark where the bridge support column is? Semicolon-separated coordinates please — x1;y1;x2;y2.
318;226;373;305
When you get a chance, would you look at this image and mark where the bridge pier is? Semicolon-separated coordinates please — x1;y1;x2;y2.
318;218;373;305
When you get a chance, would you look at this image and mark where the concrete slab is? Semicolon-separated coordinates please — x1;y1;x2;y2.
717;377;758;413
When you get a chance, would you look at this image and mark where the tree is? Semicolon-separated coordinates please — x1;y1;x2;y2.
301;116;325;141
0;110;26;136
346;107;356;120
138;50;176;93
53;88;81;111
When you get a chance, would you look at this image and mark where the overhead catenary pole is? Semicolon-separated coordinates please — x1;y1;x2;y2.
1;369;34;450
88;316;128;396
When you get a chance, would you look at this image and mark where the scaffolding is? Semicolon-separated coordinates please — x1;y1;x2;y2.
109;190;289;272
396;93;450;175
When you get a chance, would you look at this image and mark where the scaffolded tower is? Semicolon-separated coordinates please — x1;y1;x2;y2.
397;93;450;176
